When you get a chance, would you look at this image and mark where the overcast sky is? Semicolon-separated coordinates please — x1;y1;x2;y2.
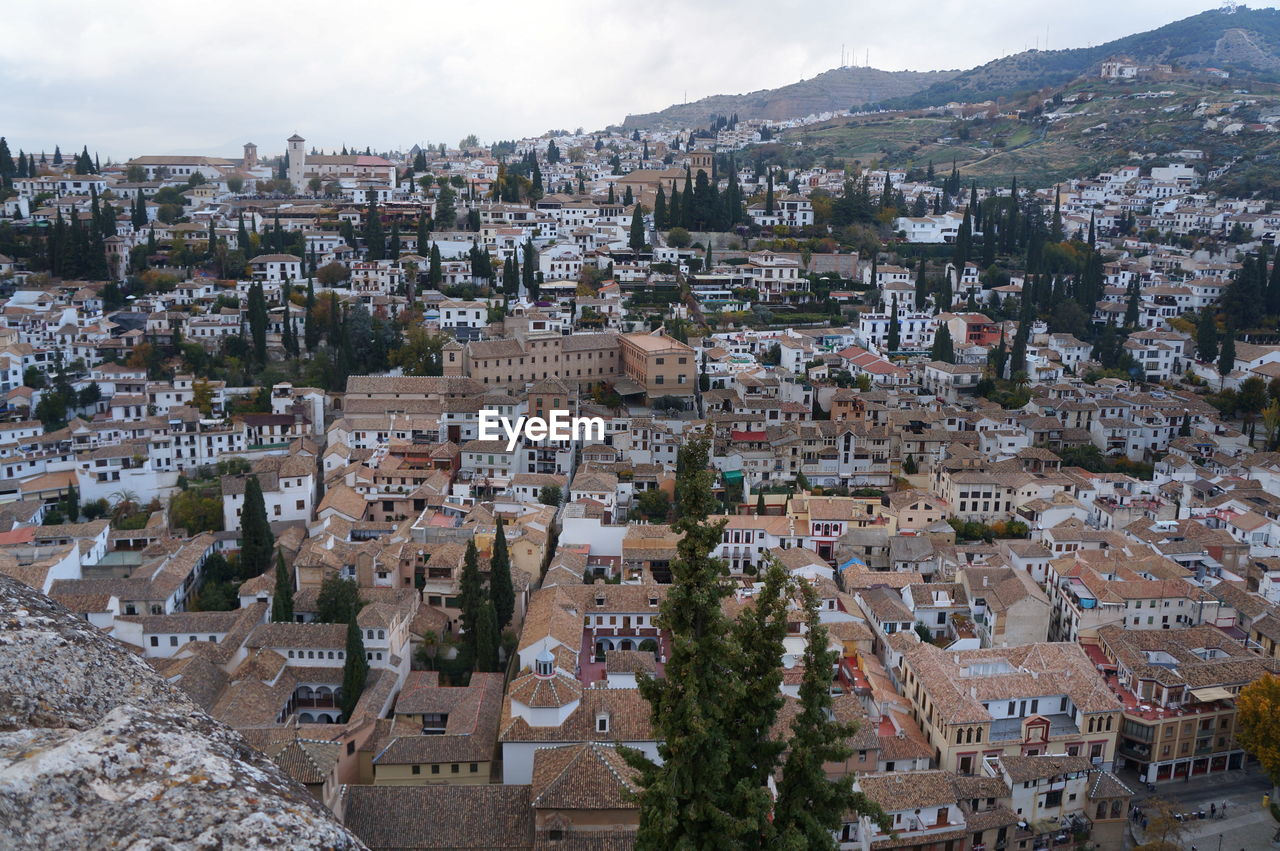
0;0;1229;160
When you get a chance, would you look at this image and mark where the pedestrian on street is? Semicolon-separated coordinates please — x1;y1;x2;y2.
1210;803;1216;817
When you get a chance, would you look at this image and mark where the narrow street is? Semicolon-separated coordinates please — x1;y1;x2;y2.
1123;764;1276;849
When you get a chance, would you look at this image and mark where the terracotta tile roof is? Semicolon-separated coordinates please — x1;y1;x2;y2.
856;769;959;811
500;687;654;745
999;754;1095;783
604;649;657;675
902;641;1118;726
509;671;584;709
268;736;340;785
530;743;640;809
342;784;533;848
245;621;348;650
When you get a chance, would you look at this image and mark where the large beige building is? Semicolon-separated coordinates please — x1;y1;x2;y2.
442;327;695;400
896;638;1122;776
618;331;696;399
443;331;618;391
1093;624;1276;785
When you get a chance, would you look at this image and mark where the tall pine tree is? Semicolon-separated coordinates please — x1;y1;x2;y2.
339;618;368;721
272;549;294;623
624;437;753;846
458;539;485;661
773;580;890;847
239;475;274;580
489;517;514;630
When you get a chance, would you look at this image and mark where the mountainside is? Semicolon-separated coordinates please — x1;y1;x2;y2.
880;6;1280;110
620;66;960;130
781;78;1280;189
621;8;1280;132
0;575;365;850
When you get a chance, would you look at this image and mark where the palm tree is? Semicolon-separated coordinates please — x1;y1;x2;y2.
109;489;140;521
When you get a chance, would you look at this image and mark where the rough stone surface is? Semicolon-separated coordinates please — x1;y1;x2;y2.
0;574;365;850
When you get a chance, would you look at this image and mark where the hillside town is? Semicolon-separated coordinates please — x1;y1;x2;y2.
7;96;1280;850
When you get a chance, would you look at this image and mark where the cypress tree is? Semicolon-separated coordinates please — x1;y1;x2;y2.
1219;328;1236;379
53;145;62;165
1087;212;1096;248
954;205;972;268
886;297;900;352
429;243;443;287
667;180;680;229
363;201;384;260
629;204;646;252
765;170;775;214
606;184;615;204
474;601;500;673
304;280;319;350
501;255;516;297
339;618;368;720
989;335;1009;380
1010;319;1030;378
416;212;430;256
1124;280;1141;329
773;580;890;846
930;323;955;363
281;280;296;355
490;517;514;630
389;220;401;258
521;239;536;297
681;167;693;229
272;549;294;623
248;281;268;363
458;539;485;660
914;261;928;311
1051;186;1063;241
623;185;633;206
1197;310;1219;363
239;475;274;580
624;437;750;846
725;557;791;846
654;184;667;230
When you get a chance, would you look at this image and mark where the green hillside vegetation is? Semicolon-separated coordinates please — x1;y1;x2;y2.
776;78;1280;188
879;6;1280;111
